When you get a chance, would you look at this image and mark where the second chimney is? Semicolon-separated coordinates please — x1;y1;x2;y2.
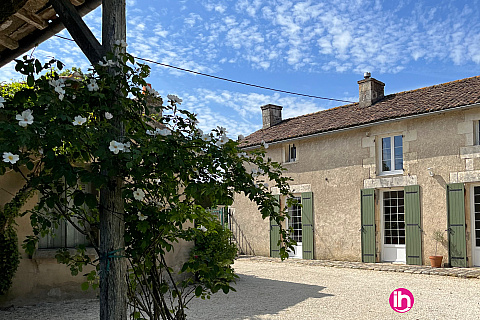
261;104;283;129
358;72;385;108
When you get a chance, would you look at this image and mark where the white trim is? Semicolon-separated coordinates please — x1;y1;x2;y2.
271;184;311;195
380;188;406;264
242;102;480;150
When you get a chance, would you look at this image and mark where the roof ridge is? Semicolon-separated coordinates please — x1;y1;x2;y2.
242;74;480;148
388;75;480;98
281;75;480;124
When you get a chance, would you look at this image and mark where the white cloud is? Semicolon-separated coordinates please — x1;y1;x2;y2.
175;88;331;137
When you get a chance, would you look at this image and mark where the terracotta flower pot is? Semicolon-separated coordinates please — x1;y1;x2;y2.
429;255;443;268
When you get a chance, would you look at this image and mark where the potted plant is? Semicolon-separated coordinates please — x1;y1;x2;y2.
429;230;445;267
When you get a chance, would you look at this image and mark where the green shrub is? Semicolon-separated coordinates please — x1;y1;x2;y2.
0;227;20;295
184;217;238;298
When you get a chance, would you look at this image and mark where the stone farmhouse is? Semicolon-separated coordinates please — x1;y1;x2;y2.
234;74;480;267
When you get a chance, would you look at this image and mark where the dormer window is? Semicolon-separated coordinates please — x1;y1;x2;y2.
380;135;403;175
285;143;297;163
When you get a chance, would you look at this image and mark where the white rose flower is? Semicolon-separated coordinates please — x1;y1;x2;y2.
201;134;212;142
159;128;171;136
2;152;19;164
137;212;147;221
167;94;182;104
198;225;207;232
133;188;145;201
72;115;87;126
87;80;99;92
16;109;34;127
109;140;124;154
105;112;113;120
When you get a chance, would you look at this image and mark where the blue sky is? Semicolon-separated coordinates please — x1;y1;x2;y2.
1;0;480;138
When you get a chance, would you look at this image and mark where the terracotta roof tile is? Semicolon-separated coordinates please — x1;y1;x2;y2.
241;75;480;147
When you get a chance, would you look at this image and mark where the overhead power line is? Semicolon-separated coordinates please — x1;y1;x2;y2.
53;34;355;103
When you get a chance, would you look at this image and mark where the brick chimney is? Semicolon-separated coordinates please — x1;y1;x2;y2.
261;104;283;129
358;72;384;108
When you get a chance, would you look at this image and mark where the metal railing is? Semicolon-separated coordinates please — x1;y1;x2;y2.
227;210;255;256
210;207;255;256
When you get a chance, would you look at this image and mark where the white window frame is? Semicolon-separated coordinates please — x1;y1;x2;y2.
284;143;297;163
379;134;403;175
286;196;302;259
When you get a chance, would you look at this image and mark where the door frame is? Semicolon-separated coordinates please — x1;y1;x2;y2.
470;184;480;267
286;196;302;259
380;187;406;263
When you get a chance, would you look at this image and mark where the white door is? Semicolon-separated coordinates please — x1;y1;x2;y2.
287;197;302;259
472;186;480;266
382;190;406;263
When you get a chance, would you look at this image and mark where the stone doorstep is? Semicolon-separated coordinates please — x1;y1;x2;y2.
238;256;480;279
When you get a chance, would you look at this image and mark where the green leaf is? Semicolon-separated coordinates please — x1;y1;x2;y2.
85;194;97;209
46;197;55;209
34;60;42;74
195;286;203;297
26;161;34;171
27;75;34;87
81;282;89;291
74;191;85;206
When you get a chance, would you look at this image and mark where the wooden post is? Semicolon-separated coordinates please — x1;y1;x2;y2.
99;1;127;319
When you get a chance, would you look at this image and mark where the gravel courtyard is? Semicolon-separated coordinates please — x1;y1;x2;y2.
2;256;480;319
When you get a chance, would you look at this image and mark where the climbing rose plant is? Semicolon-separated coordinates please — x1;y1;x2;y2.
0;50;295;319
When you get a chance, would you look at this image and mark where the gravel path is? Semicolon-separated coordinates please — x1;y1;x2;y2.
2;257;480;319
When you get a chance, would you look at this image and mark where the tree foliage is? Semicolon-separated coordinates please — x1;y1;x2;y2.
0;51;294;319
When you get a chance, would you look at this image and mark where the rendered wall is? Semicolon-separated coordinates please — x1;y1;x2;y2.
0;169;194;306
234;106;480;266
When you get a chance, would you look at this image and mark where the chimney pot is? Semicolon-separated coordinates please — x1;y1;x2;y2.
364;72;371;79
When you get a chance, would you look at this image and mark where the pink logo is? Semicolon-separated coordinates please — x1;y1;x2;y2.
389;288;414;313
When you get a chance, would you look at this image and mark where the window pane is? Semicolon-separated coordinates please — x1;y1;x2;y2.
399;237;406;244
382;137;392;172
394;135;403;170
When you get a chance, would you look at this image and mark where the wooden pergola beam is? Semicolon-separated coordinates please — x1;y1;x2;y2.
49;0;103;64
0;34;19;50
14;8;48;30
0;0;101;68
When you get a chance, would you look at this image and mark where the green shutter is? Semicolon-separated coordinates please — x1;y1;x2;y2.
270;195;281;258
361;189;376;263
446;183;467;267
405;185;422;265
301;192;314;260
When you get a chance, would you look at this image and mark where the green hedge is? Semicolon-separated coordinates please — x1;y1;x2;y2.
0;227;20;295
